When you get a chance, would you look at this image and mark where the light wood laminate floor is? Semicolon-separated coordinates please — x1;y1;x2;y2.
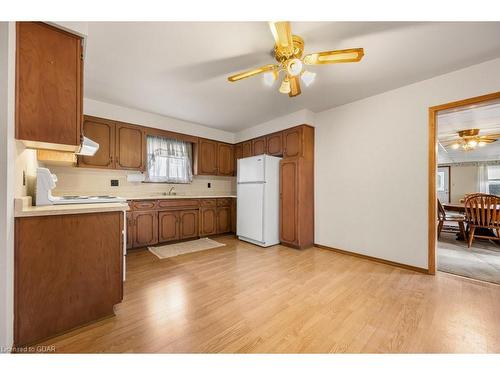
37;237;500;353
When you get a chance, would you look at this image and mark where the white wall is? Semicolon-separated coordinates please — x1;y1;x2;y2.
315;57;500;269
0;21;15;350
85;98;235;144
449;165;479;203
235;109;315;142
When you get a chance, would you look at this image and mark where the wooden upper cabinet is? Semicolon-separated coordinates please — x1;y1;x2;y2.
266;132;283;156
234;144;243;160
252;137;267;156
234;143;243;174
16;22;83;149
283;127;303;158
115;123;146;170
198;139;219;175
78;116;115;169
218;143;234;176
241;141;253;158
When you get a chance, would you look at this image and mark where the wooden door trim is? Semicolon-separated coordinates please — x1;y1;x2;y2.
428;91;500;275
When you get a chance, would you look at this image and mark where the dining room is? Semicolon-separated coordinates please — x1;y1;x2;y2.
437;97;500;284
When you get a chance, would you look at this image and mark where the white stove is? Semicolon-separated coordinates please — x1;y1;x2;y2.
36;167;126;206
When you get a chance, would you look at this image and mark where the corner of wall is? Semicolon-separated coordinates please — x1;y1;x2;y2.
234;109;316;143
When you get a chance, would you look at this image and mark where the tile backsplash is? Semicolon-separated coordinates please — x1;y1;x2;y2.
46;166;236;198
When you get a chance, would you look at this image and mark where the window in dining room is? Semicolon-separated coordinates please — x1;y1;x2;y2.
487;165;500;195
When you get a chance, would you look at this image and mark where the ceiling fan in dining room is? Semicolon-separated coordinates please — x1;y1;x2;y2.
440;128;500;151
227;21;365;97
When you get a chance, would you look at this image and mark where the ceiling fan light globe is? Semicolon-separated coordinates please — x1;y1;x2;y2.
263;71;277;86
451;143;460;149
478;141;487;147
279;78;291;94
301;70;316;86
287;58;303;77
468;140;478;148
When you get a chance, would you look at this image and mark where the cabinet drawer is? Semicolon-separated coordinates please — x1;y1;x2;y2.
158;199;200;209
200;199;217;207
217;198;232;207
131;200;158;210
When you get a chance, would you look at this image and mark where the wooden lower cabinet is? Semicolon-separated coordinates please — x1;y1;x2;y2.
231;199;237;233
200;207;217;236
158;211;179;243
179;210;199;239
126;212;134;248
127;198;235;249
216;207;232;234
132;211;158;247
280;157;314;249
158;210;198;242
14;212;123;346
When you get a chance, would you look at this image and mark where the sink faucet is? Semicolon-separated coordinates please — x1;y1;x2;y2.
167;186;175;195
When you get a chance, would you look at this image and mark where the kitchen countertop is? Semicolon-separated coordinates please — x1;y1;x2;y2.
14;197;130;218
123;194;237;200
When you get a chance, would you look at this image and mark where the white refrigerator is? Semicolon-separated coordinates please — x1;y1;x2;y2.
237;154;281;247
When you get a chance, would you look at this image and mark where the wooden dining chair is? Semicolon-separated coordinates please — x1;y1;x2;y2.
464;193;500;247
437;199;467;240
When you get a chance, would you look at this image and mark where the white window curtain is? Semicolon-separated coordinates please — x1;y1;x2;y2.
146;135;193;183
477;163;489;193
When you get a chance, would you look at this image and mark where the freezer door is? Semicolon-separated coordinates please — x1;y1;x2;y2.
237;183;264;242
237;156;265;183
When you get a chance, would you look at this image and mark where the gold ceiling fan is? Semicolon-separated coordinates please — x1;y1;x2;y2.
227;21;364;97
441;129;500;151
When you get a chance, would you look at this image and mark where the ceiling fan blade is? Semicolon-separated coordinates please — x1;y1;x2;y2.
479;134;500;139
289;76;301;97
228;64;276;82
478;138;497;143
303;48;365;65
269;21;293;52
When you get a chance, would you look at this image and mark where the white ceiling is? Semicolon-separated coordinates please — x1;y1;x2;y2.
84;22;500;132
438;100;500;163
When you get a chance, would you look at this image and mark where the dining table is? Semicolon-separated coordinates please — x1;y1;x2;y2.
443;202;500;213
442;202;466;213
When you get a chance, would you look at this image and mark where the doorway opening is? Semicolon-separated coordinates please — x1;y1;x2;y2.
429;92;500;283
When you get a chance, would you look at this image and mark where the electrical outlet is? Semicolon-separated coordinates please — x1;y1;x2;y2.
111;179;119;187
207;182;211;188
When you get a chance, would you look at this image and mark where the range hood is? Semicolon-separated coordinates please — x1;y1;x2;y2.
75;136;99;156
